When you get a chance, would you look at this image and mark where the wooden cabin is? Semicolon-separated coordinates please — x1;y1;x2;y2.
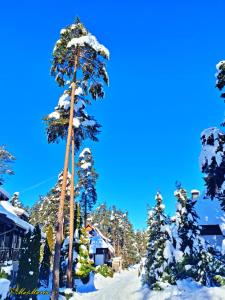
86;224;115;266
0;188;33;266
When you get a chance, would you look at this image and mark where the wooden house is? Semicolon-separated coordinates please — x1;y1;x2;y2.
86;225;115;266
0;188;33;266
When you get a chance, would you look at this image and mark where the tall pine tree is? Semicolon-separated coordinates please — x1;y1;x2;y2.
44;18;109;298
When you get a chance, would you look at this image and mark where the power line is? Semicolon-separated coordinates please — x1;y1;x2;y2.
20;175;57;194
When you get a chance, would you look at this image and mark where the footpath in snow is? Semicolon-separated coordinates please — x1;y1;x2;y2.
68;266;225;300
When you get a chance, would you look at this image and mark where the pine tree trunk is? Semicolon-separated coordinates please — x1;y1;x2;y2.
84;197;87;227
51;50;79;300
67;130;75;288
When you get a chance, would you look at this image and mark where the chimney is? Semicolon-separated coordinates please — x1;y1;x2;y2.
191;189;200;199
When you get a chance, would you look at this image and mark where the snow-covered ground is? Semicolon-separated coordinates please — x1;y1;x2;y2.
66;266;225;300
2;267;225;299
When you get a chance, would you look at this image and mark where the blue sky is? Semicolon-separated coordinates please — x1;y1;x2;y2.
1;0;225;229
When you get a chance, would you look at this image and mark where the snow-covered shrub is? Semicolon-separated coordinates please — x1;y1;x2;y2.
96;264;114;278
0;269;8;279
214;275;225;286
75;228;95;282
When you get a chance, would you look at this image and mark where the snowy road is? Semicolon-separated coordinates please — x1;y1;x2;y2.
71;266;225;300
73;267;146;300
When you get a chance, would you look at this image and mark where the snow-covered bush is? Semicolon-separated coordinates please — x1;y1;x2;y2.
0;269;8;279
96;264;114;278
75;228;95;282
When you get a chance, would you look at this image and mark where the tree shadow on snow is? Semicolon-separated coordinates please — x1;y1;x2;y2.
75;272;98;293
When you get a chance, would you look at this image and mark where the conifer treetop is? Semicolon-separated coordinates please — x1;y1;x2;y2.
51;18;109;92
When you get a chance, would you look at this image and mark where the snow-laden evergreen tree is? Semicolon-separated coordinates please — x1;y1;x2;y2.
135;230;148;261
10;192;23;208
0;145;15;185
90;203;112;235
90;203;138;267
39;239;51;288
144;192;176;290
16;225;41;299
196;243;225;286
173;187;202;279
75;227;94;282
200;61;225;210
29;172;71;237
120;212;139;268
77;148;98;226
39;226;53;287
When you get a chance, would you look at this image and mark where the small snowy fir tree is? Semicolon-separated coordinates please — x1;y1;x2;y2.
0;145;15;185
16;225;41;299
77;148;98;226
75;227;94;282
10;192;23;208
173;187;202;279
144;192;175;290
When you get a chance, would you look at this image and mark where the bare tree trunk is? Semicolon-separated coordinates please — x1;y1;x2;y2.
67;130;75;288
51;50;79;300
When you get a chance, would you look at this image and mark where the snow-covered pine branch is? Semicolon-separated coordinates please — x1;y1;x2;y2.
44;88;101;150
0;145;15;185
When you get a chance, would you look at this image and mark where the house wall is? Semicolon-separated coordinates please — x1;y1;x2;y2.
202;234;224;250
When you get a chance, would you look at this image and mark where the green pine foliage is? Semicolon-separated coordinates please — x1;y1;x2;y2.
44;18;109;151
16;225;41;299
91;203;139;268
135;230;148;261
96;264;114;277
46;224;54;253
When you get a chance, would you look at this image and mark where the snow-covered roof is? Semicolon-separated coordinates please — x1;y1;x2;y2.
0;188;9;201
87;226;115;255
195;193;225;235
0;201;33;232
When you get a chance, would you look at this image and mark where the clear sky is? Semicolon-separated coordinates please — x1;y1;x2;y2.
1;0;225;229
